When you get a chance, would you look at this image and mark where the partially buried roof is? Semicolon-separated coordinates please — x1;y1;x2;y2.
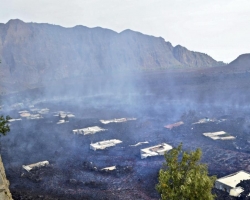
101;166;116;171
140;143;173;159
22;161;49;172
216;170;250;189
215;170;250;197
100;118;136;124
90;139;122;151
165;121;184;130
73;126;106;135
203;131;235;140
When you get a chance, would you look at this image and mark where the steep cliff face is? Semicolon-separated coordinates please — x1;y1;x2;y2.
173;45;224;68
0;156;12;200
226;54;250;71
0;19;224;92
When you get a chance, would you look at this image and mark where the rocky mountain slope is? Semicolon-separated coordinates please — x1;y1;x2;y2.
173;45;224;68
195;53;250;75
225;53;250;72
0;19;224;92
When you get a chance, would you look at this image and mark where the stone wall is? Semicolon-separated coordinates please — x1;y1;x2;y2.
0;155;13;200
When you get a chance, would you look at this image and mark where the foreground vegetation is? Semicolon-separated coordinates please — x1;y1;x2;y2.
156;143;216;200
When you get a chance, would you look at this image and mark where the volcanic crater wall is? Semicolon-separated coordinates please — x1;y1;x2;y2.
0;19;224;93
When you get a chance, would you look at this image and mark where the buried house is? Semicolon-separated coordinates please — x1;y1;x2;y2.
100;118;136;124
22;161;49;172
19;111;42;120
73;126;106;135
215;170;250;197
90;139;122;151
101;166;116;171
203;131;235;140
140;143;173;159
164;121;184;130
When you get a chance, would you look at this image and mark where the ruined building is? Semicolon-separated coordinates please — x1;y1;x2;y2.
215;170;250;197
140;143;173;159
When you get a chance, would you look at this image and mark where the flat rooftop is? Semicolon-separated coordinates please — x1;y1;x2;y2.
22;161;49;172
203;131;235;140
73;126;106;135
90;139;122;151
140;143;173;159
216;170;250;188
165;121;184;130
100;118;136;124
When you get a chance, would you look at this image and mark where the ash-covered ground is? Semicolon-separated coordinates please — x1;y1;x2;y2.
1;98;250;200
1;70;250;199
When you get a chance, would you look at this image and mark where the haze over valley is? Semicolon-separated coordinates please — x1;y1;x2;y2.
0;7;250;199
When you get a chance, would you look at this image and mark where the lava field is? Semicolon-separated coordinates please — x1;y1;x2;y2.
1;70;250;200
0;96;250;200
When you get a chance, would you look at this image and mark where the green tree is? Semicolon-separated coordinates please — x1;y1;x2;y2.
156;143;216;200
0;115;10;136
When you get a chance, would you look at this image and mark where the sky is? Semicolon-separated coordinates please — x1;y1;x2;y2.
0;0;249;63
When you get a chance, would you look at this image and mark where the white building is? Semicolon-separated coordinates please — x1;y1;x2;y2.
215;170;250;197
19;111;42;120
27;114;43;120
57;119;69;124
73;126;106;135
19;111;30;118
193;118;227;124
101;166;116;171
8;118;22;122
130;141;149;147
37;108;50;114
100;118;136;124
22;161;49;172
140;143;173;159
54;111;75;118
203;131;235;140
90;139;122;151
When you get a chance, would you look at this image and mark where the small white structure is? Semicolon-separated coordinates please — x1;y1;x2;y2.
130;141;149;147
215;170;250;197
193;118;227;124
57;119;69;124
140;143;173;159
22;161;49;172
37;108;50;114
66;114;75;118
54;111;75;118
19;111;31;118
19;111;42;119
8;118;22;122
203;131;235;140
18;110;29;114
100;118;136;124
73;126;106;135
27;114;43;120
165;121;184;130
101;166;116;171
192;118;215;124
90;139;122;151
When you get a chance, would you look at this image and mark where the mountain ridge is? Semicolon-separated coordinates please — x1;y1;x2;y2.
0;19;225;92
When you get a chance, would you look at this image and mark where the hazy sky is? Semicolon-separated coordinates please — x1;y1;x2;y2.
1;0;249;63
